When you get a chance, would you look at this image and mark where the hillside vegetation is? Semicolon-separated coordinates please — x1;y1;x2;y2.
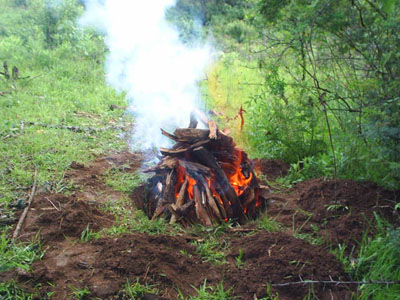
169;0;400;189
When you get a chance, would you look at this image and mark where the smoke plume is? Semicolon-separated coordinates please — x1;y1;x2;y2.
80;0;213;150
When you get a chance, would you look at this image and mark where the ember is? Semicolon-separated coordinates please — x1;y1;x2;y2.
137;111;269;225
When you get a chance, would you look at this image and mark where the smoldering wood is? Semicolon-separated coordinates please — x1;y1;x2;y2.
192;146;246;222
241;188;255;208
173;128;210;143
143;157;177;173
176;177;188;207
193;185;212;226
151;170;176;220
193;108;210;126
160;128;180;142
219;190;234;219
170;178;188;224
201;180;222;220
160;139;209;157
177;159;211;178
173;200;194;218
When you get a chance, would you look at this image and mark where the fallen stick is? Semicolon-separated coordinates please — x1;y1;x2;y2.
25;121;128;133
270;279;400;287
12;167;38;240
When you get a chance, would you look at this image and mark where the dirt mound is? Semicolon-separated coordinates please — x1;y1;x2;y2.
30;233;222;299
19;193;114;244
26;231;352;300
225;231;351;300
253;158;290;181
295;178;400;250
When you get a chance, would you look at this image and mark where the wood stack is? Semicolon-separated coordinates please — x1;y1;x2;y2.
135;111;269;226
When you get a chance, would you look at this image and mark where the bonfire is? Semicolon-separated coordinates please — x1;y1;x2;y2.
135;111;269;226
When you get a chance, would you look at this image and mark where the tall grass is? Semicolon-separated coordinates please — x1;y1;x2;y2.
355;215;400;299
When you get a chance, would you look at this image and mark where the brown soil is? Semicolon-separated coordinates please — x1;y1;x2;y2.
267;178;400;253
30;234;222;299
226;231;351;300
19;193;114;244
253;158;290;181
295;179;400;250
4;152;399;300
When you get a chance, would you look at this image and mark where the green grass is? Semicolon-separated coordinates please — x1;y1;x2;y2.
191;236;228;265
0;232;43;272
0;0;131;292
0;281;36;300
354;216;400;299
104;169;147;193
257;212;283;232
182;280;233;300
201;53;264;152
188;223;234;265
119;279;158;299
79;224;101;242
0;0;130;221
104;208;179;236
69;285;91;300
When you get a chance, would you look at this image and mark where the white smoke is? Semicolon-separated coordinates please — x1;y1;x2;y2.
80;0;213;150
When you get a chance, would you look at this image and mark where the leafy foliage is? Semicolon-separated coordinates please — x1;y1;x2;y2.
197;0;400;189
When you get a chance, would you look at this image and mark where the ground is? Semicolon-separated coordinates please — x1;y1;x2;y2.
2;152;399;299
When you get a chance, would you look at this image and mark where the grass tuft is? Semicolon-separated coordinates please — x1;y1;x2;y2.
354;215;400;299
0;232;43;272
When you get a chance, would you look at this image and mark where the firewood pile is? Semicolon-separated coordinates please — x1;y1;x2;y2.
134;111;269;226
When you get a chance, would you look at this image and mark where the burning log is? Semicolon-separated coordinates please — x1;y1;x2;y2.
138;112;268;225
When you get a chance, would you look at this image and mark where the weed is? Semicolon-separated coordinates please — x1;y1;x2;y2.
257;213;282;232
180;249;193;258
0;281;34;300
258;284;279;300
69;285;91;300
80;225;101;242
330;243;356;273
293;223;324;246
119;279;157;299
185;280;233;300
0;232;43;272
325;203;349;212
192;237;228;265
236;248;244;269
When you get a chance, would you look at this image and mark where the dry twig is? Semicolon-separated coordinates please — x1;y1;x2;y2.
270;279;400;287
12;167;38;240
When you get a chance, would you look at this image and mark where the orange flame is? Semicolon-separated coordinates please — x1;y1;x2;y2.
223;149;253;196
174;147;256;218
175;165;196;200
